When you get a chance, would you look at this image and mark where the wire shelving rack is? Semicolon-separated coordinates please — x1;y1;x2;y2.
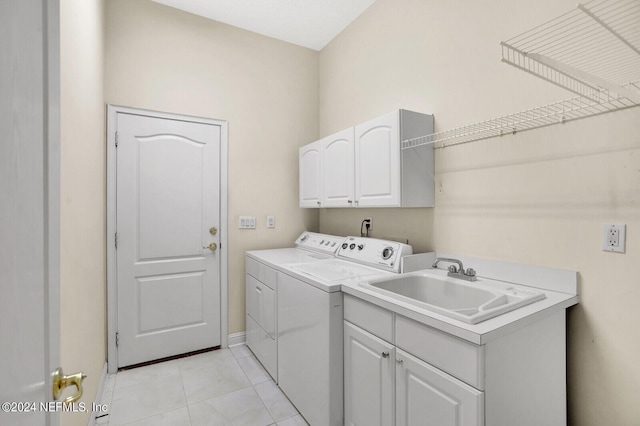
402;0;640;150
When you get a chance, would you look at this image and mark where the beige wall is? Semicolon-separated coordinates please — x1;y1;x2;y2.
60;0;106;425
104;0;319;335
59;0;638;423
318;0;640;424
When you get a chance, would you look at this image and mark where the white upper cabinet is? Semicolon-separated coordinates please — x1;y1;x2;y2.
299;109;434;208
322;127;355;207
299;141;322;207
355;111;401;207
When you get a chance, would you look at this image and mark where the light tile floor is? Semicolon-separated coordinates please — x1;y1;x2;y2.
95;344;308;426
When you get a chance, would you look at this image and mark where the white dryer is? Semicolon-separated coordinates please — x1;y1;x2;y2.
245;232;344;381
277;236;412;426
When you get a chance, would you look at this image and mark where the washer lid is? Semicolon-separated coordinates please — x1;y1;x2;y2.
289;258;382;282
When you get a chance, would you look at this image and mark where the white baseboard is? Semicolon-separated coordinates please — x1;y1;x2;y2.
228;331;246;347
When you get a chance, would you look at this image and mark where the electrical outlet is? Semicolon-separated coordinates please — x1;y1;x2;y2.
365;217;372;231
602;224;626;253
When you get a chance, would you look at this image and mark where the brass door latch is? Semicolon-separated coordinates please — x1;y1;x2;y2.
203;242;217;251
52;367;86;405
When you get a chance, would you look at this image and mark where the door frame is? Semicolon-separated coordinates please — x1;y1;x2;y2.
106;104;229;373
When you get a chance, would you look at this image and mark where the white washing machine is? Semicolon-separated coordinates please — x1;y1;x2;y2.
277;236;412;426
245;232;344;381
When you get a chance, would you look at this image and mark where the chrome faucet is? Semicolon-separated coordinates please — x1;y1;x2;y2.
432;257;477;282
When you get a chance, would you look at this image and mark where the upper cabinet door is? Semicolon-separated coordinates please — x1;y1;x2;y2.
322;128;355;207
355;111;401;207
299;141;322;207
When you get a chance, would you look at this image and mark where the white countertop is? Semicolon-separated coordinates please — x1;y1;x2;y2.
247;248;579;345
342;254;580;345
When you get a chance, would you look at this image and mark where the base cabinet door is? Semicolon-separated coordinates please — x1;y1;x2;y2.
344;321;395;426
396;349;484;426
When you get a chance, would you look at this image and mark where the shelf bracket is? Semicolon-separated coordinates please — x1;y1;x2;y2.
501;42;603;103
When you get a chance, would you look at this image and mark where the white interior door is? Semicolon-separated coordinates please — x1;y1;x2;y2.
0;1;60;424
115;111;222;367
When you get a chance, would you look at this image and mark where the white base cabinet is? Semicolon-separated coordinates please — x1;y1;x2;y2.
344;321;481;426
344;294;567;426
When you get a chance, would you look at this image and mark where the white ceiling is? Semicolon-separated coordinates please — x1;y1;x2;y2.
150;0;377;51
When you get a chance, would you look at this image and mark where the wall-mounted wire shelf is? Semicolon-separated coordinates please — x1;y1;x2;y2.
402;0;640;150
402;81;639;149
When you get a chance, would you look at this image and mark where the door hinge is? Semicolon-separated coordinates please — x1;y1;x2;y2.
115;332;119;347
115;131;119;147
115;232;119;249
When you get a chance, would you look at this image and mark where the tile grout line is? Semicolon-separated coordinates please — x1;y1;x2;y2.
177;357;194;426
231;346;277;425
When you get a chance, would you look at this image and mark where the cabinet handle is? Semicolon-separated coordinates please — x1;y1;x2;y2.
381;351;389;358
396;358;403;364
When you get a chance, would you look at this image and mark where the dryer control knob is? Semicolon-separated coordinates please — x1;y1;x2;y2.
382;246;394;260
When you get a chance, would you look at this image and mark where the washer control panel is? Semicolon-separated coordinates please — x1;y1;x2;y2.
336;237;413;272
295;232;344;255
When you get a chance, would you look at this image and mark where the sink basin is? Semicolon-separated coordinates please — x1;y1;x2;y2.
359;272;545;324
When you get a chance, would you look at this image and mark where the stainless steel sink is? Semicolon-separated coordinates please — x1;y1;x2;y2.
359;272;545;324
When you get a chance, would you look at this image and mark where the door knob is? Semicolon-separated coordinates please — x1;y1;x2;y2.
209;227;217;236
52;367;86;405
203;243;217;251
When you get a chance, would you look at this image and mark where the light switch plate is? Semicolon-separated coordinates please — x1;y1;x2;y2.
267;215;275;228
239;216;256;229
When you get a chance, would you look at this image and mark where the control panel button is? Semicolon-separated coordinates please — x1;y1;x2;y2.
331;242;336;247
